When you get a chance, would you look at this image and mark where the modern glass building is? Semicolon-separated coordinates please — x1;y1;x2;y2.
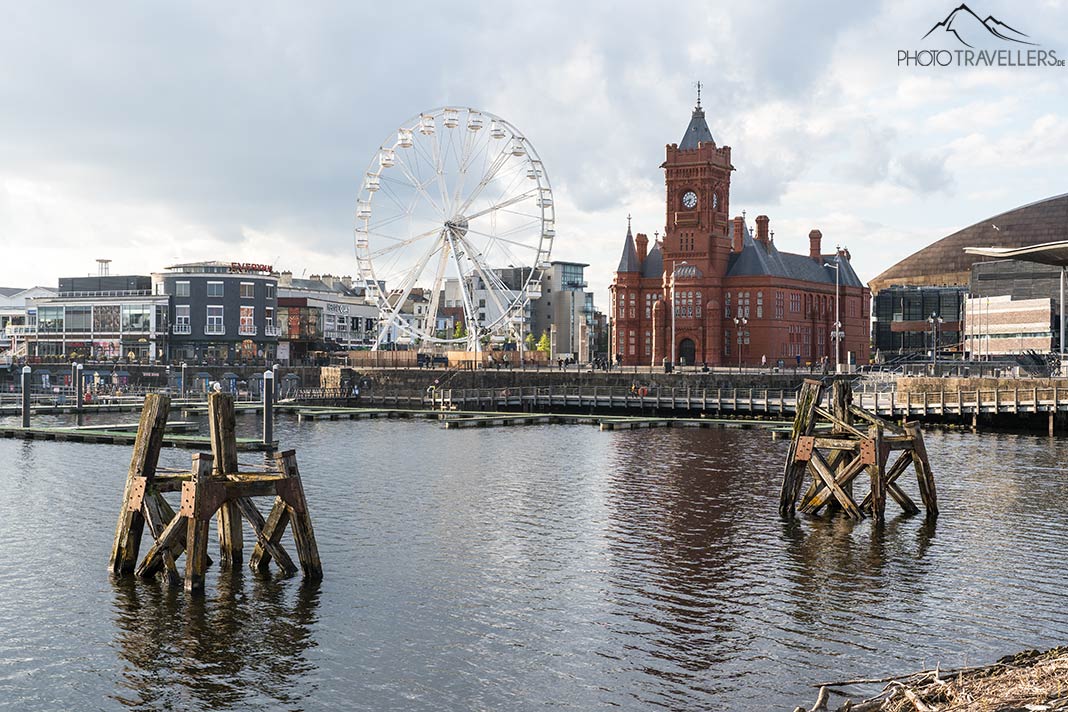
871;285;966;358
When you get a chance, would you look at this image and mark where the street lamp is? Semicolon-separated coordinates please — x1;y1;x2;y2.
824;257;843;373
670;261;688;368
928;313;944;368
733;316;748;370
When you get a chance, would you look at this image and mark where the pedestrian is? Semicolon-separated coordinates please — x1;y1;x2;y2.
761;354;767;370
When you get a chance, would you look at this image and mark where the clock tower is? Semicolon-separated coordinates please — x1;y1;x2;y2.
653;88;735;365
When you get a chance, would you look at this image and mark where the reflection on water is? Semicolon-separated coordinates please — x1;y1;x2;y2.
110;576;320;710
2;414;1068;710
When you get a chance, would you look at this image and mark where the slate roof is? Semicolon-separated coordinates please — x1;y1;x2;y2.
726;220;864;288
679;106;715;150
641;241;664;279
617;225;640;273
0;287;24;297
869;192;1068;293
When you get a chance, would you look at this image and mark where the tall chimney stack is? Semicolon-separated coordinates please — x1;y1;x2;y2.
809;229;823;262
732;216;745;253
635;232;649;265
755;215;770;249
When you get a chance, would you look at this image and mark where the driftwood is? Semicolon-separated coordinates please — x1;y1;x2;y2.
779;378;938;523
796;648;1068;711
109;392;322;594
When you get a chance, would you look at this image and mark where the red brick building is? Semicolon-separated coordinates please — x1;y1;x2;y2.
610;100;870;368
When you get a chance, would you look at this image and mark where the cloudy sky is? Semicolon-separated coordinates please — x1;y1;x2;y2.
1;1;1066;302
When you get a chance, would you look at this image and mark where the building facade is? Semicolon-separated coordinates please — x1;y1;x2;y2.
872;286;966;359
964;295;1054;357
152;261;279;363
276;272;378;362
531;261;594;360
22;275;170;362
610;101;870;368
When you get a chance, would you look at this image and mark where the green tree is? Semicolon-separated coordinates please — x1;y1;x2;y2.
524;333;536;350
536;331;551;353
453;321;466;339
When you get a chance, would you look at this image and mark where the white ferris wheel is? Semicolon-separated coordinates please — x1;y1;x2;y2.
355;106;555;351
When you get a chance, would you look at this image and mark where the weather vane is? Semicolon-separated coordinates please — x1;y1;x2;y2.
627;213;632;230
694;80;702;108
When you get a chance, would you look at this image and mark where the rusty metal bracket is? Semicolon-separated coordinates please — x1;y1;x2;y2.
128;477;147;512
178;480;229;520
796;436;815;461
859;438;877;465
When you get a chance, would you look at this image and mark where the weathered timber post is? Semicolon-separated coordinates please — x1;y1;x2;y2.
209;392;243;568
184;453;213;592
20;366;31;428
779;379;823;518
867;424;887;523
273;449;323;580
828;379;855;511
263;370;274;448
905;421;938;517
109;393;170;574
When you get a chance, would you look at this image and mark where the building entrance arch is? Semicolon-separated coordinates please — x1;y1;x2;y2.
679;338;696;366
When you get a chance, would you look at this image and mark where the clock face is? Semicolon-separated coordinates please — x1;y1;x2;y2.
682;191;698;209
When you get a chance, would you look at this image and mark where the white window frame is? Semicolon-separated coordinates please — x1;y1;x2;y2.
207;281;224;298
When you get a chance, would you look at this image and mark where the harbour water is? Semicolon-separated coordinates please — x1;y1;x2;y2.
2;413;1068;710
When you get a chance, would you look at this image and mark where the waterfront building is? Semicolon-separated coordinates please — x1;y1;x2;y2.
871;286;966;359
869;193;1068;294
609;99;870;368
275;272;377;363
152;261;279;363
23;273;170;362
963;295;1054;357
530;261;594;361
1;285;56;362
442;266;536;345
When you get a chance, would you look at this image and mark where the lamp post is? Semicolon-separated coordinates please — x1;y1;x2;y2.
181;361;187;399
733;316;748;370
928;313;944;368
671;261;688;368
824;258;842;372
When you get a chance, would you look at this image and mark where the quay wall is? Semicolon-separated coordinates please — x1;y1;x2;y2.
896;377;1068;394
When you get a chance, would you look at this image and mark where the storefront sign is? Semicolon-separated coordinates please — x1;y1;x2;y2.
326;303;351;315
230;262;274;274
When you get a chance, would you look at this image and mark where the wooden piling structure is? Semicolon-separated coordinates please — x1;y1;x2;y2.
110;392;322;593
779;378;937;523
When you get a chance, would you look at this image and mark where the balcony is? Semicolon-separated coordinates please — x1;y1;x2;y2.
263;325;281;337
5;325;36;336
239;324;258;336
205;324;226;336
172;323;192;335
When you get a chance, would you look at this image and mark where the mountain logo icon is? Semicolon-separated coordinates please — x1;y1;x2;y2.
922;3;1037;48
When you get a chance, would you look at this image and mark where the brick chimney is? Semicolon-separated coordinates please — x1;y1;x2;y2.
839;246;852;262
755;215;770;250
732;216;745;253
341;275;353;288
635;232;648;265
322;274;336;288
809;229;822;262
278;271;293;287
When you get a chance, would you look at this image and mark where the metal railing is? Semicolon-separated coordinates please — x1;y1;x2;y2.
263;325;281;337
239;324;257;336
204;324;226;335
172;323;192;334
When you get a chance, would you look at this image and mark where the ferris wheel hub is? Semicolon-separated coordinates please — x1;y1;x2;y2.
444;215;469;238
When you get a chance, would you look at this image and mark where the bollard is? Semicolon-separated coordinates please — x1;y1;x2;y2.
263;370;274;447
272;363;280;399
75;363;84;413
21;366;31;428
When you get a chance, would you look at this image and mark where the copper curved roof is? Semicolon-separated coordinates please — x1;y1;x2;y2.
868;192;1068;294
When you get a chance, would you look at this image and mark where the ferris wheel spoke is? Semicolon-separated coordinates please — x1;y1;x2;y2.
414;131;451;216
462;225;542;252
374;235;445;347
456;235;513;321
464;188;540;222
393;152;447;217
454;143;514;217
422;244;452;341
366;227;442;259
376;179;413;215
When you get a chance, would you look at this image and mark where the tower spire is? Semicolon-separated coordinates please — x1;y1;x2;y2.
627;213;632;234
695;80;702;109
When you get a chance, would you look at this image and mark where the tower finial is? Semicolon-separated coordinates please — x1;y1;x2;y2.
627;213;632;231
695;80;702;108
